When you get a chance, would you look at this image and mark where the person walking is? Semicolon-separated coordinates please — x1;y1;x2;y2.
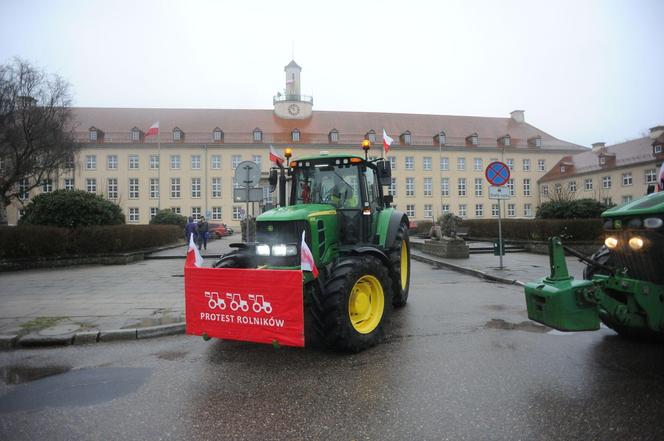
197;216;209;250
184;216;198;244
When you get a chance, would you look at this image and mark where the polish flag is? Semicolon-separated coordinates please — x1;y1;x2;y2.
300;231;319;279
146;121;160;137
382;129;394;154
269;144;285;165
658;161;664;192
185;233;203;268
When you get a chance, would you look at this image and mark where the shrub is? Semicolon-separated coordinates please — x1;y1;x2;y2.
536;198;612;219
462;218;603;242
18;190;125;227
150;209;187;227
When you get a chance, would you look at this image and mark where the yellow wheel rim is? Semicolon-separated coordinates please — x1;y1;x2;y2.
348;275;385;334
400;240;408;290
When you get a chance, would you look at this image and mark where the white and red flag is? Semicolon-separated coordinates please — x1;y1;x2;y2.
269;144;285;165
382;129;394;154
658;161;664;192
185;233;203;268
300;230;319;279
146;121;160;137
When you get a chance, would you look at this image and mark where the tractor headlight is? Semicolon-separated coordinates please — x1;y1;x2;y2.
605;236;619;249
272;244;298;256
256;244;271;256
628;237;644;250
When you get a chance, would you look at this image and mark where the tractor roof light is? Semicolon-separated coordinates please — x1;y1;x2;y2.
362;139;371;151
628;237;644;251
605;236;619;249
284;148;293;159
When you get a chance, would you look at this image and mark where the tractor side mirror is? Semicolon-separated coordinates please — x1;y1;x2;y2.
376;160;391;186
647;184;656;195
268;169;278;193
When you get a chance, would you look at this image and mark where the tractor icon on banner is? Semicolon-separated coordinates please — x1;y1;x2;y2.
205;291;226;310
227;293;249;312
249;294;273;314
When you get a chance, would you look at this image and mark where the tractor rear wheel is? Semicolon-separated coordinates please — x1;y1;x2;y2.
212;254;242;268
318;255;392;352
389;222;411;307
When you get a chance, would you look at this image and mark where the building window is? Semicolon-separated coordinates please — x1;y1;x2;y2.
131;129;141;141
502;135;511;147
64;178;74;190
523;178;531;196
403;132;412;145
86;155;96;170
191;207;201;220
129;155;139;170
507;179;515;196
129;178;139;199
150;207;158;220
474;158;482;171
292;130;300;142
212;155;221;169
171;207;181;215
622;195;633;204
475;178;483;196
232;155;242;170
42;179;53;193
422;204;432;218
329;130;339;143
507;204;515;217
253;129;263;142
405;156;414;170
622;172;633;186
542;185;549;196
467;134;478;146
603;197;613;206
423;157;432;171
233;206;243;220
191;177;201;198
388;156;396;170
538;159;545;172
170;155;181;170
171;178;181;198
64;155;75;170
150;178;159;198
458;204;467;217
491;203;499;217
438;131;446;146
406;177;415;196
252;155;262;169
424;177;432;196
441;178;449;196
599;157;606;165
524;204;533;217
645;169;657;184
89;129;98;141
107;155;118;170
213;129;223;142
475;204;483;217
440;157;449;171
560;166;566;173
191;155;201;170
129;208;139;223
406;204;415;217
212;177;222;198
86;178;97;193
388;178;396;196
150;155;159;169
584;178;593;191
523;159;531;171
555;183;562;194
367;131;376;143
457;158;466;171
506;159;514;171
603;176;612;189
568;181;576;192
107;178;118;200
458;178;466;196
441;204;450;214
212;207;222;220
173;129;182;141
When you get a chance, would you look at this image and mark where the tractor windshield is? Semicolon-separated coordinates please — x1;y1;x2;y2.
292;162;361;208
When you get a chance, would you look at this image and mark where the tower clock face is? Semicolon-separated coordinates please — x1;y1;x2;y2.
288;104;301;116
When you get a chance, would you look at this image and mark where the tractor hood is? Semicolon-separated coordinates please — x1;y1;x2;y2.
257;204;337;222
602;191;664;218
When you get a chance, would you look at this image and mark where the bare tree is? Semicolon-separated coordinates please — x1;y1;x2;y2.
0;58;78;224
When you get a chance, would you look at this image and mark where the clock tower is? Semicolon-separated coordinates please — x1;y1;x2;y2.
273;60;313;120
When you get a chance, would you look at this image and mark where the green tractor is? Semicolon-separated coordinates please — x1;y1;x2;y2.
214;149;411;352
524;190;664;339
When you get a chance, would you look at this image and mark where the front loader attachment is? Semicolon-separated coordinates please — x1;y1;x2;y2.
524;237;600;331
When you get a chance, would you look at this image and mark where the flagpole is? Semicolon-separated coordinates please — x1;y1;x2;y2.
158;135;161;211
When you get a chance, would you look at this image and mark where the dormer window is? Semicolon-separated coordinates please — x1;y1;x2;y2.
466;133;478;146
213;128;224;142
173;127;184;142
366;130;376;143
89;127;103;142
401;131;412;145
329;129;339;143
500;135;511;147
560;165;566;173
90;129;97;141
436;131;446;146
292;129;300;142
131;127;143;142
253;128;263;142
528;136;542;147
655;145;662;154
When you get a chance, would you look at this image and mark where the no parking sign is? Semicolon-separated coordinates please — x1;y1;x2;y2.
485;161;510;186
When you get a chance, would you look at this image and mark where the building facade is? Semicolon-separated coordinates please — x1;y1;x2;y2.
7;60;587;226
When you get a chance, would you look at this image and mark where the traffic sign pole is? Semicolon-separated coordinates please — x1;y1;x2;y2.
498;200;503;269
485;161;510;270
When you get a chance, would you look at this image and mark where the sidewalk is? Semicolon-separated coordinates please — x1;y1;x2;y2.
0;234;591;349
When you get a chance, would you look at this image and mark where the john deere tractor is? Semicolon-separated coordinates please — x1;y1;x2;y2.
524;190;664;339
214;148;411;352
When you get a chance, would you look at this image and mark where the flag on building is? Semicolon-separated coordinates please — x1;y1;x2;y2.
383;129;394;154
186;233;204;268
658;161;664;192
300;231;319;279
269;144;285;165
146;121;160;137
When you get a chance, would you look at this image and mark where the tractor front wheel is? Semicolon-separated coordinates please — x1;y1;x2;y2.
319;256;392;352
389;222;411;307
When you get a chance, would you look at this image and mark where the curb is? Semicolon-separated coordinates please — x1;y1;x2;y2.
1;323;186;351
411;252;520;286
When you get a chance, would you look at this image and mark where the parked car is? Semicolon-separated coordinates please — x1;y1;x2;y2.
209;223;232;238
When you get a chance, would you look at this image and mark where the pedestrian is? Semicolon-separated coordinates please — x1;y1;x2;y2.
197;216;209;250
184;216;198;244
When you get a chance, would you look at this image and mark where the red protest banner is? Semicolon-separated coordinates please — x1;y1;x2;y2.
184;266;304;347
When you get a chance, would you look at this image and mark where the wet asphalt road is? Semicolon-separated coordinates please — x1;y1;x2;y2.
1;261;664;441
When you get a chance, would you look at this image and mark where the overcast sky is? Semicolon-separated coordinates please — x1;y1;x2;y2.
1;0;663;147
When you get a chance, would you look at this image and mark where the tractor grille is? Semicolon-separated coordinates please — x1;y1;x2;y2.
255;220;310;267
609;230;664;284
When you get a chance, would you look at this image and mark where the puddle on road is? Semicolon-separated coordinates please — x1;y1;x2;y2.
0;365;71;385
0;367;152;413
154;350;188;361
485;318;549;333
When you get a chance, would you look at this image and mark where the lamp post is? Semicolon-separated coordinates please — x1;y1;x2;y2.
362;139;371;160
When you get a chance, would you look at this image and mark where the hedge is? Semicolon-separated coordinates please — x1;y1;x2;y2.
0;225;183;259
461;218;603;241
